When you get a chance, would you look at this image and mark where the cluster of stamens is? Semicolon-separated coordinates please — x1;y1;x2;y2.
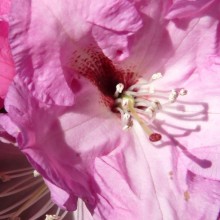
0;167;68;220
114;73;187;142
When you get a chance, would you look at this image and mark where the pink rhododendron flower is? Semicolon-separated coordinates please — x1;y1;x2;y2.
1;0;220;219
0;0;15;108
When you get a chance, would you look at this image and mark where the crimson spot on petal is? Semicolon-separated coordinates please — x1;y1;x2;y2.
149;133;162;142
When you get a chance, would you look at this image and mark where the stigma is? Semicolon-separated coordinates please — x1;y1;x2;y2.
114;73;187;142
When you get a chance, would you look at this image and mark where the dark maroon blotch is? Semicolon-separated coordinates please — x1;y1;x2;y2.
72;49;137;107
0;107;7;113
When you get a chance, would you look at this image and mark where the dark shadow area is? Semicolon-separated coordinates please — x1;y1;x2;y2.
152;100;212;169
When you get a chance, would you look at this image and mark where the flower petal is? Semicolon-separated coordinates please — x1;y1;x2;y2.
9;0;83;106
4;74;133;213
43;178;77;211
122;0;220;81
165;0;216;19
8;0;142;106
0;113;20;139
92;26;130;61
179;146;220;181
88;0;142;61
0;2;15;100
0;0;11;18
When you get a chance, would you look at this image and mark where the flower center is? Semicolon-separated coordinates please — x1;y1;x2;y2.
114;73;187;142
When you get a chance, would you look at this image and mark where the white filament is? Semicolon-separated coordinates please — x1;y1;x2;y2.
114;74;187;130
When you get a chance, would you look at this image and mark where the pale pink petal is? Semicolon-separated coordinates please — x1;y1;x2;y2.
92;121;220;219
8;0;142;106
179;146;220;180
44;178;77;211
92;26;130;61
4;75;133;213
9;0;81;106
166;0;216;19
0;0;11;17
175;168;220;219
2;0;220;219
86;0;141;33
123;0;220;79
88;0;142;60
0;1;15;100
0;113;20;139
120;0;220;158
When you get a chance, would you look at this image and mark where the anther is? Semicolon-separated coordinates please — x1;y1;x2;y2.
179;88;187;96
151;100;162;111
33;170;40;177
45;215;60;220
114;76;187;144
169;89;178;103
114;83;124;97
151;72;162;80
127;99;162;141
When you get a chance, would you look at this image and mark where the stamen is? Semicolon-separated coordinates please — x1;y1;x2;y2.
0;177;42;197
45;214;60;220
1;170;34;180
55;208;61;216
11;185;48;217
29;201;54;219
127;99;153;136
59;211;68;220
114;83;162;142
33;170;40;177
122;112;133;130
0;168;32;182
45;211;68;220
0;214;21;220
0;175;33;194
115;107;132;130
0;188;36;216
179;88;188;96
2;167;33;174
150;72;162;81
0;166;59;220
134;98;152;107
127;97;161;142
169;89;178;103
114;83;124;97
114;75;187;143
0;173;11;182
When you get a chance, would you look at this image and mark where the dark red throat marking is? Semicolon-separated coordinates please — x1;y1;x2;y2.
71;48;137;106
